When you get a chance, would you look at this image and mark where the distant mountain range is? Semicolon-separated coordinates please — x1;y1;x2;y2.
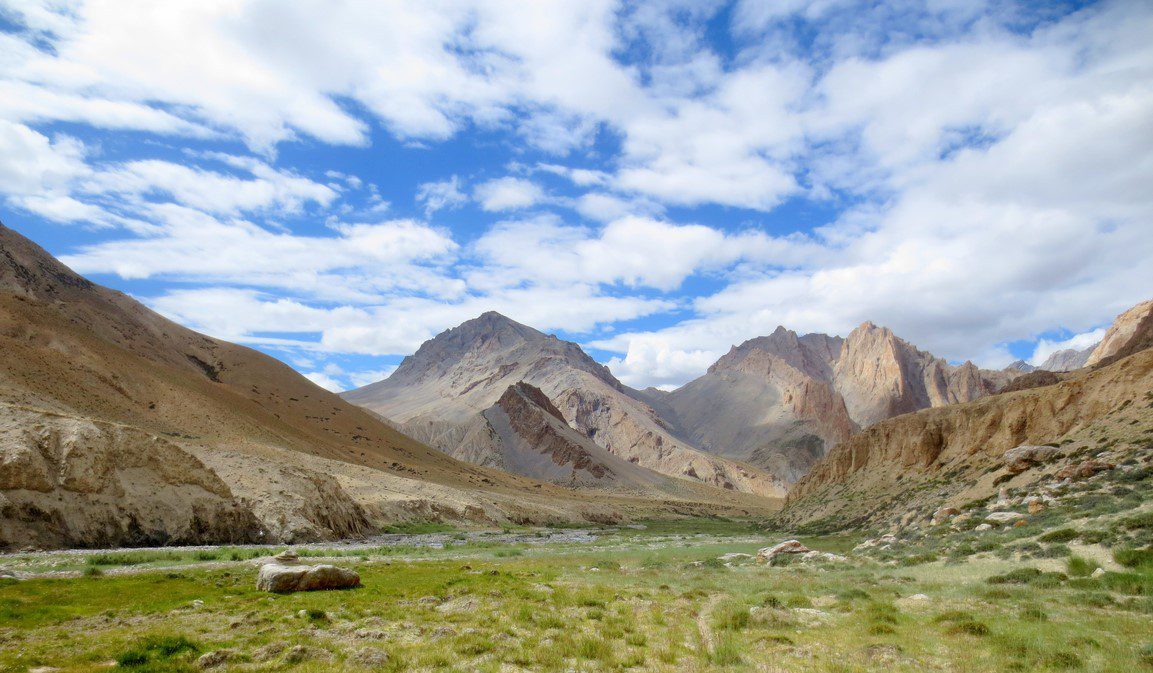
2;219;1147;549
343;309;1027;488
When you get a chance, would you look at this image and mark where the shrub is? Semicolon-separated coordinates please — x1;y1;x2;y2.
1079;529;1109;544
1122;512;1153;530
1067;556;1099;577
1036;544;1071;559
712;600;751;631
116;635;199;667
708;633;742;666
934;611;989;636
1039;528;1079;543
1115;547;1153;569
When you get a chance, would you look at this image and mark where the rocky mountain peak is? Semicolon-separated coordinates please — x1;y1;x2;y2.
1006;360;1037;373
498;382;566;423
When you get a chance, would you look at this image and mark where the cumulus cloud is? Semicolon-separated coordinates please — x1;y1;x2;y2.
3;0;1150;390
415;176;467;215
473;177;547;212
1030;328;1107;367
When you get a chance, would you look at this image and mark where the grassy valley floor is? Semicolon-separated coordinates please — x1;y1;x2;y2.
1;520;1150;672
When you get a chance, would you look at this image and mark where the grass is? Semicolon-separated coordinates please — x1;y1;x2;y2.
2;523;1153;672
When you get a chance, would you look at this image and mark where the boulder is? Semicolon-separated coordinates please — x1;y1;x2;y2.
757;540;811;565
256;563;361;593
1004;445;1062;474
985;511;1025;525
931;507;961;525
801;550;847;564
1055;460;1114;481
974;523;993;532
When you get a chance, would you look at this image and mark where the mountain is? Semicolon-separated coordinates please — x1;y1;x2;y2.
342;312;785;497
0;223;775;550
779;298;1153;531
659;322;1016;481
662;327;854;482
1005;360;1036;373
1038;346;1095;371
832;322;1009;427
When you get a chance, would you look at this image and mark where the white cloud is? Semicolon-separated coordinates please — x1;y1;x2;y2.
83;159;336;216
304;371;345;392
3;0;1151;392
473;177;546;212
348;366;398;389
415;176;467;215
1029;328;1107;367
62;207;463;302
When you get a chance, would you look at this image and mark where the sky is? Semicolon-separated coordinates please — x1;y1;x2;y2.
1;0;1151;392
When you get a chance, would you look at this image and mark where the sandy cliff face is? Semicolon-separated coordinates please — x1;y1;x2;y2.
0;405;266;549
343;313;786;498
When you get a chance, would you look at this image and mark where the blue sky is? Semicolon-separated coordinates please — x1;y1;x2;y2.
1;0;1150;391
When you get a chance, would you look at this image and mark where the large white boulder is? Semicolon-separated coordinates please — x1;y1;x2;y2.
757;540;811;565
256;563;361;593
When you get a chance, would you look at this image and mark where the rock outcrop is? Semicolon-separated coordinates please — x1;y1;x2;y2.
0;405;265;549
1086;299;1153;367
832;322;1005;427
343;313;785;498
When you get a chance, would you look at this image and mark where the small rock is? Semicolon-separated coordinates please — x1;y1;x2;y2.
252;643;285;662
273;549;300;564
974;523;993;532
190;599;205;608
909;594;930;601
197;649;235;669
1091;567;1106;578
